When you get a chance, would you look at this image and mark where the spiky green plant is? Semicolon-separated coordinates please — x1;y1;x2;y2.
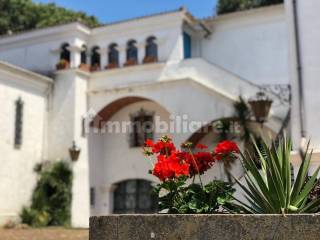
234;136;320;214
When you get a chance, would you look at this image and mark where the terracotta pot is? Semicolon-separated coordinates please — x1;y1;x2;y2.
143;56;158;64
56;60;70;70
90;64;101;72
79;63;90;72
105;63;119;70
124;59;138;67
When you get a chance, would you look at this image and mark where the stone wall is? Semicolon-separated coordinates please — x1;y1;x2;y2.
90;214;320;240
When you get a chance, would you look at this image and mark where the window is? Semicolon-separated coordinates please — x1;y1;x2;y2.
144;36;158;63
113;180;157;214
80;45;87;64
130;109;154;147
126;40;138;63
90;187;95;207
108;43;119;66
60;43;70;62
81;117;86;137
91;46;101;67
183;32;192;59
14;98;24;149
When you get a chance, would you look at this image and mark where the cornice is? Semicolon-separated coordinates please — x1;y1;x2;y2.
0;62;53;93
0;22;91;49
0;61;52;84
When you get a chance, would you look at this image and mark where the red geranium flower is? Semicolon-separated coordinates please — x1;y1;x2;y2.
196;143;208;150
152;152;189;181
183;151;215;175
145;137;176;155
214;140;239;161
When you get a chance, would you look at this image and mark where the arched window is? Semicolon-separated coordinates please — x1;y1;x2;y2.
60;43;70;62
130;108;154;147
144;36;158;63
125;40;138;66
14;97;24;149
113;180;157;214
107;43;119;69
91;46;101;71
80;45;87;64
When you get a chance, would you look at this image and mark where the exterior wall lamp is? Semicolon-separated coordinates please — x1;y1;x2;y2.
69;141;81;162
248;91;273;125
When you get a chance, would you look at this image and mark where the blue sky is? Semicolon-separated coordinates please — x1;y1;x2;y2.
33;0;217;23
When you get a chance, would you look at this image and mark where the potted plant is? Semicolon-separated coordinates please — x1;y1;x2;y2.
90;135;320;240
79;63;90;72
143;56;158;64
143;136;239;213
90;64;101;72
56;59;70;70
124;58;138;67
105;62;119;70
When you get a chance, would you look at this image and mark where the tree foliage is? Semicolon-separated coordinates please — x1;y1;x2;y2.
217;0;284;15
0;0;100;35
20;161;73;227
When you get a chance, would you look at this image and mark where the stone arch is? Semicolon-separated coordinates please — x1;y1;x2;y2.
144;36;158;63
90;96;169;129
126;39;138;64
80;44;87;64
91;46;101;69
186;117;277;145
60;42;70;62
107;43;119;68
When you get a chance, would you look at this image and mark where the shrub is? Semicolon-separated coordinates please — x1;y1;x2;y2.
20;161;72;227
234;136;320;214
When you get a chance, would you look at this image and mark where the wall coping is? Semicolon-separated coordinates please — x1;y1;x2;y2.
90;214;320;240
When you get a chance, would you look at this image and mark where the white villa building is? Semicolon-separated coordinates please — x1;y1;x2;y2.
0;0;319;228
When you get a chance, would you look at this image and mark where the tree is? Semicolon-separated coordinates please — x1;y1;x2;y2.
217;0;284;15
0;0;100;35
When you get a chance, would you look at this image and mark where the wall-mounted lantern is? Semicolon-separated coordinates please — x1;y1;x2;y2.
69;141;81;162
249;92;273;125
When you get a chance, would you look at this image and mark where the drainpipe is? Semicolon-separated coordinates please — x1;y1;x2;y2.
292;0;307;156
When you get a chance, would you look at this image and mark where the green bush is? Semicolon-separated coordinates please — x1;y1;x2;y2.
217;0;284;15
20;161;72;227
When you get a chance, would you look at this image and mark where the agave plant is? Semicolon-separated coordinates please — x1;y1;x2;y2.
234;136;320;214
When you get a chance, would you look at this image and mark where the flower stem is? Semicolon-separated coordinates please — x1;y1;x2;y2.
188;148;203;188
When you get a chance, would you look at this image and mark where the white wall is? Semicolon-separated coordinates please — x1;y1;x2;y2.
285;0;320;172
0;68;49;225
0;23;90;74
90;13;185;67
0;12;185;75
202;5;289;85
89;101;170;215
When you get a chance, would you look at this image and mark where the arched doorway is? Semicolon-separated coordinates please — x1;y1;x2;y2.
113;179;157;214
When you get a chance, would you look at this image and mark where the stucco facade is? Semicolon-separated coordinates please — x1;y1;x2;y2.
0;2;317;227
0;62;52;225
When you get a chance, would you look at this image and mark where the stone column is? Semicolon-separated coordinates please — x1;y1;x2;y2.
48;70;90;227
118;44;126;67
137;41;145;64
99;48;108;69
68;46;82;69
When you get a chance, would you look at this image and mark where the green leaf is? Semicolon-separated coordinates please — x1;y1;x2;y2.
233;134;319;214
